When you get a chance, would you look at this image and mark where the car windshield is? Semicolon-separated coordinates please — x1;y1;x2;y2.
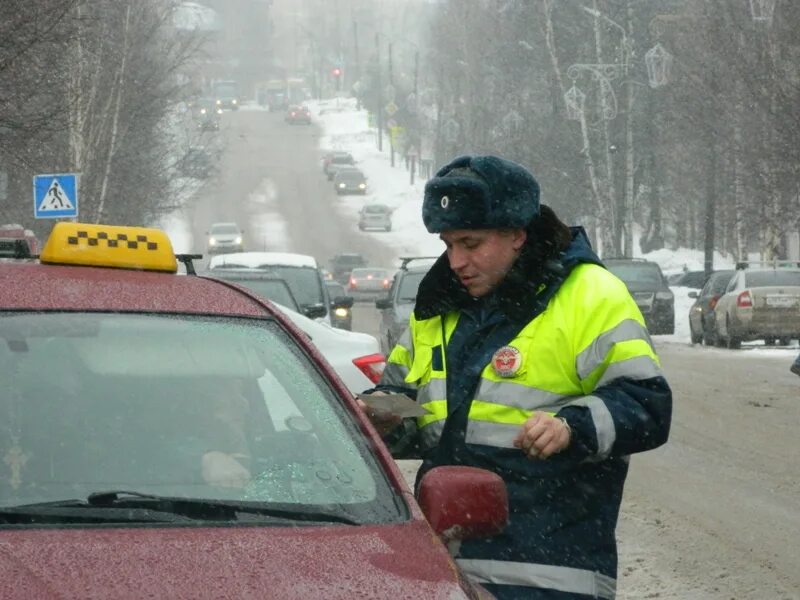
0;312;402;522
364;205;388;214
210;224;239;235
744;270;800;287
325;282;346;297
213;82;237;98
606;263;664;286
337;171;364;181
397;271;426;303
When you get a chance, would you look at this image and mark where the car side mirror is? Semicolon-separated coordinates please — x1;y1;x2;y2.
688;291;699;299
375;297;392;310
332;295;354;309
303;304;328;320
417;466;508;542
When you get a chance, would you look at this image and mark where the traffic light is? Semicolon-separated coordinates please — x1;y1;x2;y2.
332;67;342;91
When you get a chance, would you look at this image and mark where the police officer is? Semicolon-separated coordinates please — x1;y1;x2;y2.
362;155;672;599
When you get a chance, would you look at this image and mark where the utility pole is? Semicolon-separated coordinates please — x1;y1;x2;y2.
376;33;383;152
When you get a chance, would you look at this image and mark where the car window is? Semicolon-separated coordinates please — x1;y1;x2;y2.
0;312;403;522
744;270;800;287
265;265;325;308
223;278;299;311
605;263;664;285
365;205;388;214
352;268;389;278
397;271;426;303
709;273;734;294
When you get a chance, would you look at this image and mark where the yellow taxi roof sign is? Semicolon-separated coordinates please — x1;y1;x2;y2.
40;222;178;273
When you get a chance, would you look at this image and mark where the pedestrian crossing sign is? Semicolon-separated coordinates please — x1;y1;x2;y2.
33;173;78;219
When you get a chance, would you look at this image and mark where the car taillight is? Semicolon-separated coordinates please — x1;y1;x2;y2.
349;277;356;287
737;290;753;308
353;353;386;384
709;294;720;310
383;278;390;287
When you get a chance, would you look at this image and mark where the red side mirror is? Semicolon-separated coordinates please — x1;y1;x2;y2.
417;466;508;542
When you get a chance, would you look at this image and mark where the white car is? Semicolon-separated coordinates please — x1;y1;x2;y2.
272;303;384;394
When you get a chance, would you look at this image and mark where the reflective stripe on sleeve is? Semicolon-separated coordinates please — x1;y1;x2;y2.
576;319;654;380
457;558;616;600
563;394;616;459
595;354;663;388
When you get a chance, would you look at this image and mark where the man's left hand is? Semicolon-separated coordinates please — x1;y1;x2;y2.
513;413;571;460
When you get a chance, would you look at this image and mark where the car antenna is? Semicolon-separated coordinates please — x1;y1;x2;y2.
176;254;203;276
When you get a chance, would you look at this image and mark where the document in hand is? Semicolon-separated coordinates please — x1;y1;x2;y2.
356;393;431;418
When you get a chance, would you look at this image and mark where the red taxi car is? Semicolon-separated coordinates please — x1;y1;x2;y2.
0;223;506;599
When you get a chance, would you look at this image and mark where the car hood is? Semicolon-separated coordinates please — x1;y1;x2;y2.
0;522;473;599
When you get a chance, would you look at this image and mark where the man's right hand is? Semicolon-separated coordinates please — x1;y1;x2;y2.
356;391;402;435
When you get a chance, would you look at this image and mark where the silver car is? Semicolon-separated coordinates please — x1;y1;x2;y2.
206;222;244;255
714;266;800;348
358;204;392;232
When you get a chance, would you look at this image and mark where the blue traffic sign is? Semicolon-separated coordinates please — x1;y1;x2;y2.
34;173;78;219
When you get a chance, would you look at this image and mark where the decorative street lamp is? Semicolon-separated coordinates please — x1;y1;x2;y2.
645;43;673;88
564;84;586;121
565;64;622;122
749;0;777;24
443;118;460;144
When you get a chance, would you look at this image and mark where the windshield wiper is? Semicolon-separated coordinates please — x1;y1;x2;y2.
0;498;194;525
83;490;361;525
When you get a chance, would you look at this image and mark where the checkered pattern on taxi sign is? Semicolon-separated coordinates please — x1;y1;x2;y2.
67;230;158;251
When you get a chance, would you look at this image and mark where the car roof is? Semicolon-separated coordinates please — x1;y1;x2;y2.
210;251;318;269
209;222;239;229
0;262;271;316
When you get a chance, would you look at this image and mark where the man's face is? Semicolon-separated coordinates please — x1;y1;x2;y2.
440;228;526;297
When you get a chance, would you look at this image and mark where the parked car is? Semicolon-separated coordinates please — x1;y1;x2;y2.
0;221;506;598
324;151;356;180
0;224;38;258
285;104;312;125
358;204;392;231
209;251;344;326
347;267;392;301
688;270;735;345
714;265;800;348
668;270;708;289
603;258;675;335
376;257;438;355
202;268;301;312
206;222;244;255
333;168;367;195
324;279;353;331
329;252;367;284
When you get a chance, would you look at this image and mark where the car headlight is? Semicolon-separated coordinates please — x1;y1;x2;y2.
338;183;346;188
358;183;366;189
234;236;242;245
334;307;349;318
200;108;207;115
216;108;223;114
209;237;217;245
655;291;673;301
215;100;221;105
232;99;237;104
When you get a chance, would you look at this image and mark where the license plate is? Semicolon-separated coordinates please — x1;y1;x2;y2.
766;296;797;308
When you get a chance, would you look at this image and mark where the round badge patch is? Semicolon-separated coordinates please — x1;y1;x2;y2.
440;195;449;209
492;346;522;378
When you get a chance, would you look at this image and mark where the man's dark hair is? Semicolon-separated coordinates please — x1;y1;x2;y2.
523;204;572;269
